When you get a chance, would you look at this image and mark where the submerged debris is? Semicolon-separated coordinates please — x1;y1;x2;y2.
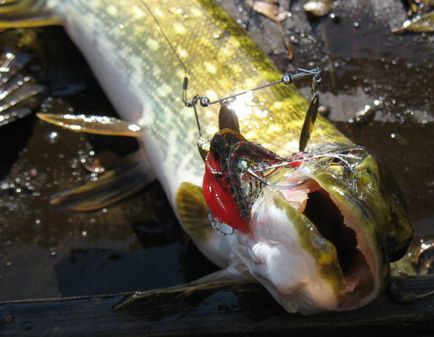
393;11;434;33
303;0;334;17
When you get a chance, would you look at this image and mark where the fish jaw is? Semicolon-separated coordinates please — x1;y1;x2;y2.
230;188;344;313
229;179;382;314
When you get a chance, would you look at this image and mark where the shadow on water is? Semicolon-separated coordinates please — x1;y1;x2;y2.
0;0;433;302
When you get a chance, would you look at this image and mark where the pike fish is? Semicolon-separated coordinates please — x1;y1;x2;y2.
0;0;413;313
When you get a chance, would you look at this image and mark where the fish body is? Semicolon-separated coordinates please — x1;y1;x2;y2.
0;0;413;313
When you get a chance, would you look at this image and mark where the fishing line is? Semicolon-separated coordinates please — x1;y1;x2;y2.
140;0;188;78
140;0;204;135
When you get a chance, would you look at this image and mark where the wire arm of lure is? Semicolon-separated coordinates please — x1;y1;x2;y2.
183;67;321;108
182;67;321;138
246;168;309;190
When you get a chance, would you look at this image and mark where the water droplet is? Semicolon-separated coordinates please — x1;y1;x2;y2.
289;35;299;44
29;168;38;177
35;219;41;225
353;21;360;28
47;131;59;144
5;261;12;267
373;99;381;106
82;157;106;174
318;105;330;117
329;12;341;23
50;250;57;257
82;231;88;237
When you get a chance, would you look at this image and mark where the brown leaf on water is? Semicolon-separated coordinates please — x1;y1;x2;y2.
245;0;290;23
392;11;434;33
303;0;333;17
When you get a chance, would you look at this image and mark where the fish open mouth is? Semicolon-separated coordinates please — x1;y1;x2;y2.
282;179;377;308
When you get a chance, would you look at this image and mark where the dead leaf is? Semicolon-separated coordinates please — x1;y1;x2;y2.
245;0;290;23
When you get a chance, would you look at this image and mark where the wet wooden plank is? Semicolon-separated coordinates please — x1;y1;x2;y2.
1;275;434;337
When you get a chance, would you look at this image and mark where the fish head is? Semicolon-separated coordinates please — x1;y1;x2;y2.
203;130;413;314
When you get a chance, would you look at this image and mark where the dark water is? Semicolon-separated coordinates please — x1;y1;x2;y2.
0;0;433;301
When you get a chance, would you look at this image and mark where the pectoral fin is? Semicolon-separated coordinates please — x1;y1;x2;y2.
50;152;155;211
0;51;47;126
0;0;61;28
175;182;214;244
37;113;142;137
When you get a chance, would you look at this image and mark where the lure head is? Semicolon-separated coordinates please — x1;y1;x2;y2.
202;129;250;233
202;130;413;314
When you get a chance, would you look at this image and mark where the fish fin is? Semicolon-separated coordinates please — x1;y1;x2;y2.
218;104;240;132
113;268;251;311
0;0;61;28
0;51;47;126
37;113;142;137
50;153;155;211
175;182;214;244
